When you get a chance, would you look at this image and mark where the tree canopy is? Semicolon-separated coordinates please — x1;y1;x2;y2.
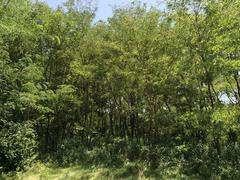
1;0;240;178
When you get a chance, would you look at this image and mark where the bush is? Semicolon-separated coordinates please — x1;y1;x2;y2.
127;142;141;161
148;150;160;170
54;139;87;166
52;138;128;168
0;120;37;172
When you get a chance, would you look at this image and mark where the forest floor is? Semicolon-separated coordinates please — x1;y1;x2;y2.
1;162;192;180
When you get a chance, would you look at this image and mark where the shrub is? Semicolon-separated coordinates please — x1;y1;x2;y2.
127;142;141;161
0;120;37;172
148;150;160;170
54;139;87;166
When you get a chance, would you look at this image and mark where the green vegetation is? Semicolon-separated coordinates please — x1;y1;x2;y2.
1;0;240;179
0;162;188;180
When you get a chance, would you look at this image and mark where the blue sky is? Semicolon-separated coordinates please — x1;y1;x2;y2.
42;0;164;21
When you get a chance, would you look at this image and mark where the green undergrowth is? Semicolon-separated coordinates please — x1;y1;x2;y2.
2;159;240;179
1;161;191;180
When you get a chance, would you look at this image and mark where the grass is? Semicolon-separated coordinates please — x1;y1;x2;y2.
0;161;192;180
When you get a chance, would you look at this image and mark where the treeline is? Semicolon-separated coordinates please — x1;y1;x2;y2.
1;0;240;177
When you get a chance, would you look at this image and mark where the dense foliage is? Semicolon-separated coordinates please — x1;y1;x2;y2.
1;0;240;178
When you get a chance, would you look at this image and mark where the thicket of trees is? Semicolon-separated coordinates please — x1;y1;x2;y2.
1;0;240;177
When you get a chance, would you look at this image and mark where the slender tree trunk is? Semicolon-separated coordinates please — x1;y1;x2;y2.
109;108;114;136
234;72;240;102
45;115;50;153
